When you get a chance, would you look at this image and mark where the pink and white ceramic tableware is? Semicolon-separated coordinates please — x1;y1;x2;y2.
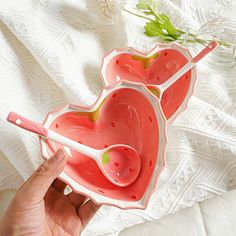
7;112;141;187
100;42;218;123
7;41;218;209
39;81;167;209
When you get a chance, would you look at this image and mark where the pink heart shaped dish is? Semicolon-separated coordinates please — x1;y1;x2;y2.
40;81;167;209
100;43;198;123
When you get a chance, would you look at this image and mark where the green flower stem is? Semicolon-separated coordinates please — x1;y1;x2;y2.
147;5;160;20
123;8;153;22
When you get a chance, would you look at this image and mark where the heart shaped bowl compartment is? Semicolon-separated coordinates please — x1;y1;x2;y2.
40;81;167;209
100;43;197;123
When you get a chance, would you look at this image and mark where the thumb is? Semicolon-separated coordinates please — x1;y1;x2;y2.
17;149;68;204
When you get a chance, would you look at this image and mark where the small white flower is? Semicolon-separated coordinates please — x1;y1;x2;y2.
87;0;126;24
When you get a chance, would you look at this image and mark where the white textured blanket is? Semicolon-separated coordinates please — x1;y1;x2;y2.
0;0;236;235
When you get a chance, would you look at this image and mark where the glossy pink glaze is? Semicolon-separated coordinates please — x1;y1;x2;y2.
46;88;159;201
7;112;48;136
103;49;191;120
101;146;141;186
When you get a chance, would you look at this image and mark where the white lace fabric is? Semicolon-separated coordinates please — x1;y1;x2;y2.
0;0;236;235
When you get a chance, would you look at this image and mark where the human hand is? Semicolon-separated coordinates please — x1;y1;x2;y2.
0;149;100;236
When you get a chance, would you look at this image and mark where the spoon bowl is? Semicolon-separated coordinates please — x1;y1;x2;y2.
101;145;141;187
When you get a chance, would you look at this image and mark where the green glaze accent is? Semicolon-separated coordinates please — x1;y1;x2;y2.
148;87;161;99
75;111;98;122
131;53;159;69
102;151;111;165
75;98;107;122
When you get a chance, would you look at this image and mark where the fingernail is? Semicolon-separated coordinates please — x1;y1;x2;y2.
53;149;65;162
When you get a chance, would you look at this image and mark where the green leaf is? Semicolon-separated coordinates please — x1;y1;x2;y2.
136;2;149;10
144;20;163;37
159;13;177;35
137;0;158;12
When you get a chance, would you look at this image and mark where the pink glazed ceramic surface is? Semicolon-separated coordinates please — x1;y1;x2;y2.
100;43;197;123
40;81;167;209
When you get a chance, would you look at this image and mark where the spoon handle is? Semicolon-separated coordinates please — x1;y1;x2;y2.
192;41;218;63
47;130;99;158
158;41;218;93
7;112;100;159
7;112;48;136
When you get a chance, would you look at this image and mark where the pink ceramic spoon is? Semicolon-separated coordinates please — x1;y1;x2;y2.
7;112;141;187
147;41;218;99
